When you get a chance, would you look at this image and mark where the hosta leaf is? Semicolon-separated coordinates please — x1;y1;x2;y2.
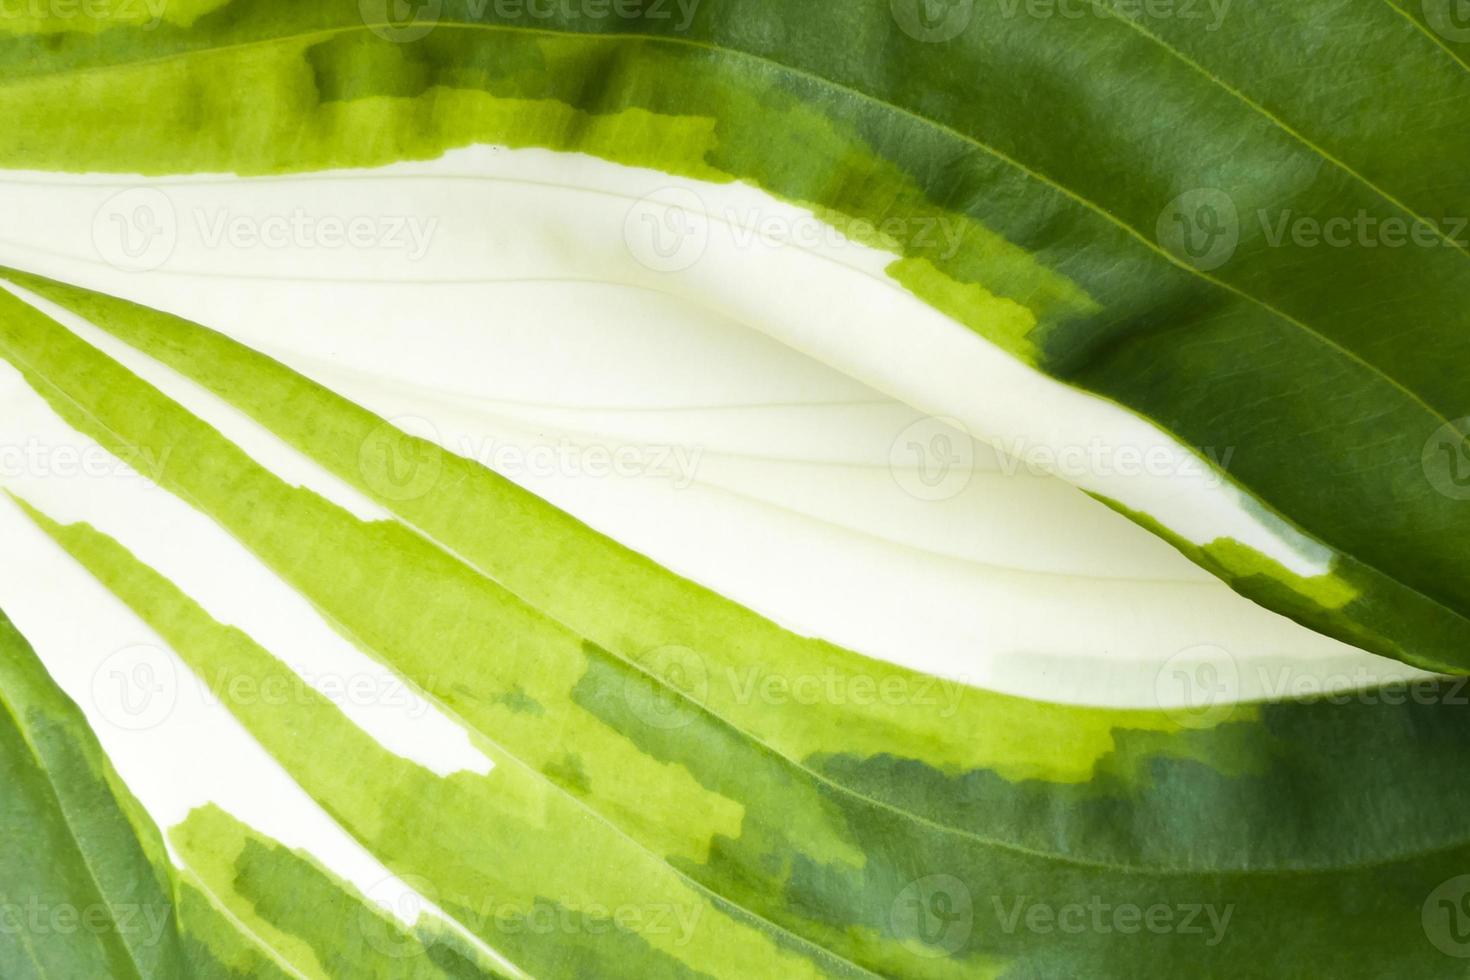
0;609;191;980
2;269;1470;976
0;266;1451;856
14;504;882;980
1;0;1469;672
0;604;516;979
169;806;518;980
5;3;1470;976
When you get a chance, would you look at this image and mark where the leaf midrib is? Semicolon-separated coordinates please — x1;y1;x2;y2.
1382;0;1470;75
